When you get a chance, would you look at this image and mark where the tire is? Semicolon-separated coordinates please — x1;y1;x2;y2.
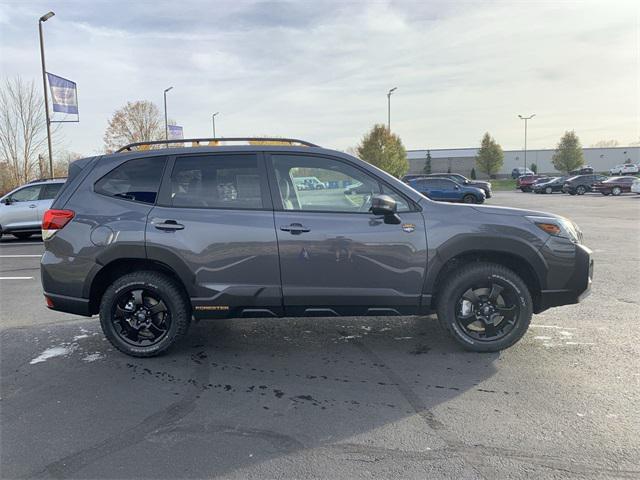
576;185;586;195
99;271;191;357
13;233;32;240
568;191;576;195
462;194;476;204
519;187;528;192
436;262;533;352
601;192;609;196
612;187;622;196
545;187;553;194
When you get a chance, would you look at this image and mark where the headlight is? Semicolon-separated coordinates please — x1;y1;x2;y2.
526;216;581;243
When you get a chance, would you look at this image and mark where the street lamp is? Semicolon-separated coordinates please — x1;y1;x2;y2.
163;86;173;142
387;87;397;131
38;11;55;179
211;112;219;137
518;114;536;172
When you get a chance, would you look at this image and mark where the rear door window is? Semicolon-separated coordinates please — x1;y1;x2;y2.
95;157;166;204
40;183;63;200
170;154;264;209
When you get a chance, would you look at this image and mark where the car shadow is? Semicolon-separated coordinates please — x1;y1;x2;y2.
1;315;499;478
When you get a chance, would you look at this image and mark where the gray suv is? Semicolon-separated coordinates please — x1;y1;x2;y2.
0;178;65;240
40;138;593;357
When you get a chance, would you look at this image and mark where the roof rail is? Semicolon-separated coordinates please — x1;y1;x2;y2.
28;176;67;183
115;137;319;153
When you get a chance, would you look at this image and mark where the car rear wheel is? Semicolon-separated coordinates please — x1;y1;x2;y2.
436;263;532;352
612;187;622;196
99;271;191;357
545;187;553;194
462;194;476;204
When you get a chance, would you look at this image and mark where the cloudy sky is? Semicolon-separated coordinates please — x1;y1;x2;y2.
1;0;638;156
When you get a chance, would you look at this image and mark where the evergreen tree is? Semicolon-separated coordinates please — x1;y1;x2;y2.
470;167;476;179
423;150;432;174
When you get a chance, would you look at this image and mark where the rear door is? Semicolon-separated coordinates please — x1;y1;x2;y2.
146;152;282;317
267;153;427;316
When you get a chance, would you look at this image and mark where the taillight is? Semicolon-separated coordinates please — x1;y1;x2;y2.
42;209;74;240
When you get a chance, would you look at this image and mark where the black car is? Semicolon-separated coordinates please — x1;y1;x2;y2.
421;173;492;198
569;166;594;175
41;137;592;357
533;176;567;194
562;174;608;195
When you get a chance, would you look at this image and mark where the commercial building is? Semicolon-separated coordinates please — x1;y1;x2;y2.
407;146;640;178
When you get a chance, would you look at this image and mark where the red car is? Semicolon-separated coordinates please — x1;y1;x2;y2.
592;176;636;196
517;175;548;192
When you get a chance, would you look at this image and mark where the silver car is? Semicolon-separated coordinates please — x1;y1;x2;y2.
0;179;65;240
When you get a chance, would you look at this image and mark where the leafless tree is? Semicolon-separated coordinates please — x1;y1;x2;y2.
0;77;49;189
103;100;165;152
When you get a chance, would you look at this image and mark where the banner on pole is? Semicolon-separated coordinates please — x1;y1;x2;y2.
46;73;78;115
168;125;183;140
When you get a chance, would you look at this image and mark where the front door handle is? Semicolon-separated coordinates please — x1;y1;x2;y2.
280;223;310;235
29;204;37;208
154;220;184;231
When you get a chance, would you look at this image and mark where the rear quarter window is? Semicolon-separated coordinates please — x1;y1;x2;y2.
95;157;166;204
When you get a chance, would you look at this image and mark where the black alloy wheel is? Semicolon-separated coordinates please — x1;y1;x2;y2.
111;287;170;347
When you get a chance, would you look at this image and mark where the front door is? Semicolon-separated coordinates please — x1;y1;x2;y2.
1;184;42;231
268;153;427;316
146;152;282;318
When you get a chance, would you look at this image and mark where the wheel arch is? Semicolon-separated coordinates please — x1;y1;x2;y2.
87;258;188;315
426;239;547;313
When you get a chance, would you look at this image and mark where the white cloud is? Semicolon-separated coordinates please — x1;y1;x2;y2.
0;0;637;155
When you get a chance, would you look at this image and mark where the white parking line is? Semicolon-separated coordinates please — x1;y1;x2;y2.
0;276;34;280
0;255;41;258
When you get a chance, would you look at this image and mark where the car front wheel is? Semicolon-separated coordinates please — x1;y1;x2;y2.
436;263;533;352
545;187;553;194
462;194;477;204
99;271;191;357
576;185;587;195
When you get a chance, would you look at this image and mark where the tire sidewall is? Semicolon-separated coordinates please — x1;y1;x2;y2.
100;276;184;357
612;187;621;196
438;266;533;352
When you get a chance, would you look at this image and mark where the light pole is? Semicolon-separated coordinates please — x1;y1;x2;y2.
387;87;397;131
518;114;535;171
211;112;219;137
38;11;55;179
163;86;173;142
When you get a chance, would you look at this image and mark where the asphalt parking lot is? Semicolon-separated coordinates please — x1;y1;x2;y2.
1;191;639;479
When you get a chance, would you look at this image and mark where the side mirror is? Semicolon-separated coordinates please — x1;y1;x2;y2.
1;197;12;205
370;194;401;224
454;185;461;190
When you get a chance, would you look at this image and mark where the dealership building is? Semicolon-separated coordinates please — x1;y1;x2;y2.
406;146;640;178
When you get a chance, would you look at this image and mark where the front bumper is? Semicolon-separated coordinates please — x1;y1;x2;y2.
537;244;593;312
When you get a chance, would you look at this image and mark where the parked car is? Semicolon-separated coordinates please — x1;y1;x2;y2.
631;178;640;194
421;173;492;197
517;175;548;192
609;163;639;176
569;166;594;175
408;177;486;204
562;174;608;195
532;177;567;194
592;176;636;196
512;167;534;179
0;178;65;240
293;176;325;190
41;137;592;357
401;173;429;183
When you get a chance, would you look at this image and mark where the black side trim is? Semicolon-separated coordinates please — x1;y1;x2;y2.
44;292;91;317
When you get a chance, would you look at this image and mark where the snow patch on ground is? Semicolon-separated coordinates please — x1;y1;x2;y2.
82;353;104;362
29;346;75;365
73;334;89;340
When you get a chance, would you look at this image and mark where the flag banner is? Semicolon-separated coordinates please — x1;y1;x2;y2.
168;125;184;140
47;73;78;115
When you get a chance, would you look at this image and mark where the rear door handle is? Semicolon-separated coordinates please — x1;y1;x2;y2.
280;223;310;235
154;220;184;231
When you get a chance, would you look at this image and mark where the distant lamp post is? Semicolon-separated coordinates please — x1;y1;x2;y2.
38;11;55;179
387;87;397;131
211;112;219;137
518;114;536;171
163;86;173;142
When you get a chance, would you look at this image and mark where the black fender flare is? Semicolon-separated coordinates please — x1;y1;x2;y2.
423;234;548;294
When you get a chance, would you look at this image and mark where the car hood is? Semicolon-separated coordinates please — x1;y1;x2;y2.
469;180;490;186
470;204;563;219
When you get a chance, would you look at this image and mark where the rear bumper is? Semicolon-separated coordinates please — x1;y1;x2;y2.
43;292;92;316
537;244;593;312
